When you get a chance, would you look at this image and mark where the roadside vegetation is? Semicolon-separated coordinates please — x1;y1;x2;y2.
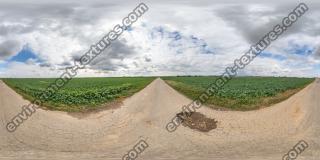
3;77;155;112
162;76;314;110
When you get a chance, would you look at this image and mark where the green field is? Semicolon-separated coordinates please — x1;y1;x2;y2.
162;76;314;110
3;77;155;112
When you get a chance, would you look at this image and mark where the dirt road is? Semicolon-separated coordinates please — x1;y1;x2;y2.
0;78;319;160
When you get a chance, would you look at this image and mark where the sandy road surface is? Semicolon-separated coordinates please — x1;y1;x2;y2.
0;78;319;160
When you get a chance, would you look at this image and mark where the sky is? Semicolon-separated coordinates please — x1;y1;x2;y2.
0;0;319;78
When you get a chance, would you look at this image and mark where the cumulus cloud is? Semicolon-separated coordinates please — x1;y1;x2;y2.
0;0;319;77
0;40;21;60
214;3;319;44
315;47;320;58
89;40;138;71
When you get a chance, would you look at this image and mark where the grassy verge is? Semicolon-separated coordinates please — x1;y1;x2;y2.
3;77;155;112
162;76;314;110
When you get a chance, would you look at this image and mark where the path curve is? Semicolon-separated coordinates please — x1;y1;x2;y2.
0;78;319;160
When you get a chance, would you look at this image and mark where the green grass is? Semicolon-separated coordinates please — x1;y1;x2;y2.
162;76;314;110
3;77;155;112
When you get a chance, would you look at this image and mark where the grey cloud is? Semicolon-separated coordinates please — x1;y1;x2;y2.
0;24;35;36
0;4;74;38
0;40;21;60
315;47;320;58
0;3;76;19
39;63;53;68
133;61;139;67
145;56;152;62
215;3;318;44
71;40;137;71
0;1;120;38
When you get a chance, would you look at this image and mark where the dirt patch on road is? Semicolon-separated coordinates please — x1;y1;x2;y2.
177;112;218;132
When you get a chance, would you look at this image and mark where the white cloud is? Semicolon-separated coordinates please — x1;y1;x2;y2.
0;0;319;77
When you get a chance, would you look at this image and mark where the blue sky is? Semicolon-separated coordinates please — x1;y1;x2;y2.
285;42;314;56
8;46;39;63
0;46;41;72
260;52;287;61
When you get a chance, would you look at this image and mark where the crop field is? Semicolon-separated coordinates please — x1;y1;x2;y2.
162;76;315;110
3;77;155;112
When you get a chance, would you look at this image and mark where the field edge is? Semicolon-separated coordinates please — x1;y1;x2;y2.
1;77;156;113
163;77;315;111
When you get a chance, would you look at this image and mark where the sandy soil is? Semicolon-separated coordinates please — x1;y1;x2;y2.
0;78;319;160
